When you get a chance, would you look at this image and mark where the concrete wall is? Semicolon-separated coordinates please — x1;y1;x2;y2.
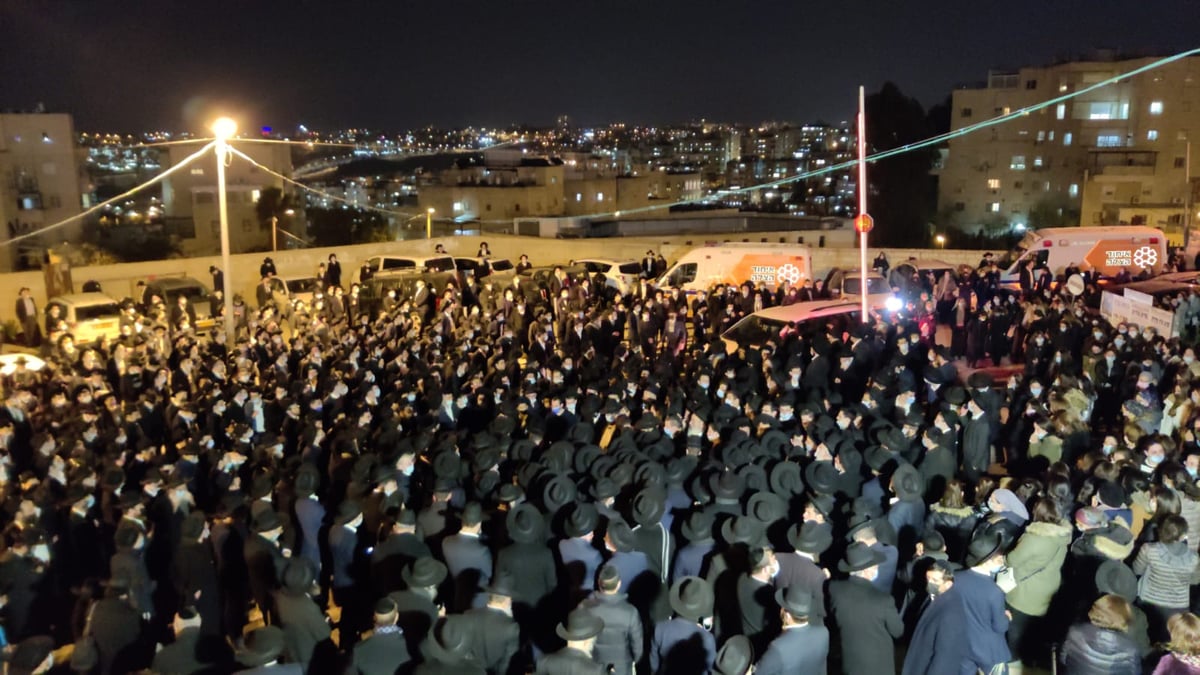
0;233;988;324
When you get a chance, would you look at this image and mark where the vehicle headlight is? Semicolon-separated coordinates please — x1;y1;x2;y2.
885;296;903;313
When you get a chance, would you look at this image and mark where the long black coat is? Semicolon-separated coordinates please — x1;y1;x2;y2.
462;606;522;675
901;588;967;675
173;540;221;635
829;577;903;675
351;628;411;675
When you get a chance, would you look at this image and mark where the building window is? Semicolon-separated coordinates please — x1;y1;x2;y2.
251;189;261;202
1176;157;1187;168
514;204;520;212
1147;130;1159;141
989;202;1001;213
1033;156;1044;168
575;193;582;202
987;178;1001;190
452;201;463;213
1063;132;1072;146
1010;156;1026;170
1014;181;1023;189
1150;101;1164;115
1069;183;1080;198
190;168;205;175
1025;79;1037;90
486;204;491;211
954;202;965;212
1056;104;1066;120
1097;135;1122;148
961;108;973;118
596;192;604;201
1036;131;1046;142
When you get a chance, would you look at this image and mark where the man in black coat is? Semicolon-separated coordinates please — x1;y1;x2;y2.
243;510;287;625
579;564;643;675
441;502;492;612
901;561;966;675
755;586;829;675
351;598;411;675
152;607;215;675
828;542;903;675
173;512;221;638
463;577;523;675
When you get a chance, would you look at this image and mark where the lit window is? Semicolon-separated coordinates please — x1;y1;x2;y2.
989;202;1001;213
596;192;604;201
1033;156;1044;168
987;178;1001;190
575;193;582;202
191;168;205;175
1147;129;1159;141
1069;184;1079;198
1063;132;1073;146
452;201;463;212
251;189;261;202
1150;101;1164;115
1097;135;1122;148
1056;104;1066;120
1010;156;1026;170
41;133;52;144
1036;131;1046;142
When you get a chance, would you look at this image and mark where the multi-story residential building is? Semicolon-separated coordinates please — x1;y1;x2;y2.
160;139;295;255
940;52;1200;242
0;112;88;271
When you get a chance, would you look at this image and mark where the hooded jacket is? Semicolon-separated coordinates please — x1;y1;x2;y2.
1004;521;1072;616
1060;622;1140;675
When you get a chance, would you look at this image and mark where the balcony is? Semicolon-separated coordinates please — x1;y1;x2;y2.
1087;150;1157;176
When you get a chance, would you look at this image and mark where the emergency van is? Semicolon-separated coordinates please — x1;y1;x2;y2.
657;243;814;292
999;226;1166;289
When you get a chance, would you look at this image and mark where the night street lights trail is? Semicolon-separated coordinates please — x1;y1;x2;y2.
212;117;238;345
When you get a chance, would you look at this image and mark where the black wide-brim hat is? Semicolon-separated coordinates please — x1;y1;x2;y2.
838;541;886;573
965;530;1004;568
669;576;714;621
788;521;833;555
556;609;605;641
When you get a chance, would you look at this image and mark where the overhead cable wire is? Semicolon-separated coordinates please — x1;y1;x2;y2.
1;140;217;248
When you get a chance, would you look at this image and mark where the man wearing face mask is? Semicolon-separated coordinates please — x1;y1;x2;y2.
901;561;965;675
1093;346;1123;433
956;532;1011;675
829;541;903;675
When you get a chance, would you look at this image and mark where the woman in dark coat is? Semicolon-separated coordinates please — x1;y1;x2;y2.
925;481;978;564
1060;594;1141;675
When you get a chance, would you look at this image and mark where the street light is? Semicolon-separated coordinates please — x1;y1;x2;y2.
271;208;295;252
426;207;435;239
211;116;237;345
935;234;946;248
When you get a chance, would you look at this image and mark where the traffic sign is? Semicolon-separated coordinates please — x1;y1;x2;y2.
854;214;874;233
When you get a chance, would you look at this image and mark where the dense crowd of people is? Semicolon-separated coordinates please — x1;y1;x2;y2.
3;244;1200;674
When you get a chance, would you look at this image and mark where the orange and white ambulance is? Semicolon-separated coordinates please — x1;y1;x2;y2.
657;243;814;292
999;226;1166;289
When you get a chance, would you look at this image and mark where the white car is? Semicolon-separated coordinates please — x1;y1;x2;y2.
46;292;123;345
575;258;643;296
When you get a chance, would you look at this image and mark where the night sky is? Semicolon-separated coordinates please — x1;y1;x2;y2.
2;0;1195;133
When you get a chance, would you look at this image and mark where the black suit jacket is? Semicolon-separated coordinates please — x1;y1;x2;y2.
829;577;902;675
351;628;411;675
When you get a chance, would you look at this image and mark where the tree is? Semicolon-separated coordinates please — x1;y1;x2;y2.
255;186;294;227
306;207;389;247
864;82;940;248
1027;195;1080;230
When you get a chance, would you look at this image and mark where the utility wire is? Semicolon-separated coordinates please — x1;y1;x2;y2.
2;140;217;248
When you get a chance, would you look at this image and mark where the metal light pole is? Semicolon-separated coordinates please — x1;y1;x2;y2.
856;86;871;322
426;207;435;239
212;117;237;345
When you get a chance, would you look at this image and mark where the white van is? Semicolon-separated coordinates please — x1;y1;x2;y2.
999;226;1166;289
720;296;889;351
46;292;123;344
359;255;456;281
658;243;814;293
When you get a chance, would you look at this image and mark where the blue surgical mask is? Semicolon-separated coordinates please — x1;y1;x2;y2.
1147;454;1165;467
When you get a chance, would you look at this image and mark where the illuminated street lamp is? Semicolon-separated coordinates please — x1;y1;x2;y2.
211;117;237;345
426;207;435;239
935;234;946;249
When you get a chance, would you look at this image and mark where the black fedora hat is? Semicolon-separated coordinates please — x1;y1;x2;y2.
542;475;578;514
606;518;638;553
838;541;886;573
422;616;474;665
774;585;815;618
747;492;787;525
402;557;448;589
564;503;599;539
964;530;1004;568
281;559;315;595
804;461;840;496
713;635;753;675
556;608;605;641
235;626;286;667
709;471;746;503
891;464;923;501
787;521;833;555
1096;559;1137;603
768;461;805;497
629;487;666;527
506;503;545;544
680;511;714;543
669;576;714;621
720;516;765;547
